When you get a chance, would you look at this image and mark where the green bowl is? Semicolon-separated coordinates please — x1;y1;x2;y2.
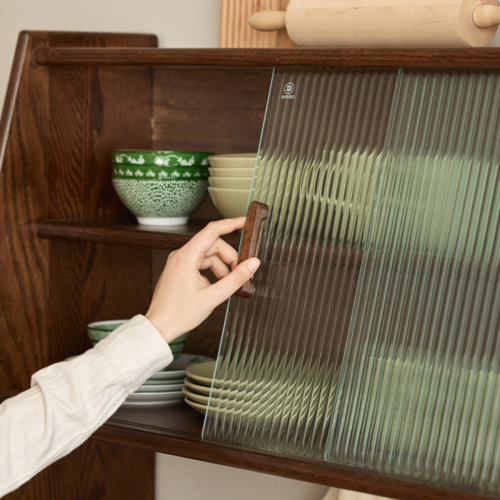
87;320;190;358
112;164;208;180
87;320;128;342
112;177;208;226
113;150;214;167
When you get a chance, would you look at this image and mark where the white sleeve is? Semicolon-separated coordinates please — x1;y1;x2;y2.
0;315;172;497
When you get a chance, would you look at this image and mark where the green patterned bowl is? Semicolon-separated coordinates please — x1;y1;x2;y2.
112;177;208;226
87;320;190;358
113;150;213;167
112;164;208;181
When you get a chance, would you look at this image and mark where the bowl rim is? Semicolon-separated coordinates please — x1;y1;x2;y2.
208;167;255;173
87;319;128;331
113;149;214;156
208;186;251;193
207;153;257;159
208;176;253;181
112;177;209;182
112;163;209;169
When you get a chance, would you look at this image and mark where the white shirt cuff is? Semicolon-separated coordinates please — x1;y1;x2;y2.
94;314;173;393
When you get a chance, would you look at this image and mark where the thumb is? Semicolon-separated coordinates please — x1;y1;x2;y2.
207;258;261;307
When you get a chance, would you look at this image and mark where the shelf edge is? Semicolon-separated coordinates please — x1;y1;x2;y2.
35;218;240;250
93;422;497;500
35;47;500;68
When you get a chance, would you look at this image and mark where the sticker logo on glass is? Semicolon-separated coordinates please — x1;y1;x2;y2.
282;82;295;100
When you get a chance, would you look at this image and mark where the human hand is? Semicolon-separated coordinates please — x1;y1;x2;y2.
145;218;261;344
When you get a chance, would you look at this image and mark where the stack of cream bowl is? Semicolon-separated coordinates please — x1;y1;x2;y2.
183;355;341;438
207;153;257;218
112;149;212;226
183;361;217;414
183;360;265;415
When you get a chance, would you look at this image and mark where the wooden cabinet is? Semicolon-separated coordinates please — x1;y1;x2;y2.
2;31;500;500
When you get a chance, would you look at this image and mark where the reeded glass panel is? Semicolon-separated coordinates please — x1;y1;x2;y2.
203;66;500;496
327;69;500;495
202;67;400;458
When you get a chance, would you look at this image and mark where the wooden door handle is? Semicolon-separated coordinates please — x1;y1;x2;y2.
235;201;269;298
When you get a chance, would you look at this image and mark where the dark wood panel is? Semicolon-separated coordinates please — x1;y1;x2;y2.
35;47;500;68
152;68;270;154
0;31;156;500
4;440;154;500
0;33;51;391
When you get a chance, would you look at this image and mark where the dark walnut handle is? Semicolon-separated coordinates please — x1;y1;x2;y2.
235;201;269;298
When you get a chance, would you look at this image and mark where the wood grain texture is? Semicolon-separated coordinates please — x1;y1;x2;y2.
278;0;498;48
89;403;500;500
0;31;156;500
35;47;500;68
220;0;295;48
235;201;269;297
4;440;154;500
152;68;271;153
36;216;241;250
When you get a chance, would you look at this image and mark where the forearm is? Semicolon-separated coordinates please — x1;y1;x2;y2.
0;315;172;497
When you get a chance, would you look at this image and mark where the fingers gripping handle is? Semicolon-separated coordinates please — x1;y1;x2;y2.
235;201;269;298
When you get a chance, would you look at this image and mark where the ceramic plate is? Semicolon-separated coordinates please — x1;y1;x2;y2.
208;167;255;177
149;354;214;380
182;386;210;404
185;361;216;386
184;397;207;415
208;176;252;189
136;382;184;393
122;399;182;408
184;377;212;396
143;377;185;386
182;385;269;412
207;153;257;169
126;390;184;403
184;376;256;400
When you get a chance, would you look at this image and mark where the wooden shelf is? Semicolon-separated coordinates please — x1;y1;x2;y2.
36;215;241;250
77;402;500;500
35;215;366;269
34;47;500;68
0;391;494;500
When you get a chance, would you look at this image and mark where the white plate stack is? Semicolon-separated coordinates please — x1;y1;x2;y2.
122;354;215;408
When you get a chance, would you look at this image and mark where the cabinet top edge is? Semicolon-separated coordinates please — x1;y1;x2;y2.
34;47;500;68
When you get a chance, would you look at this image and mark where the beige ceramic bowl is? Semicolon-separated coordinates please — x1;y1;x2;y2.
208;153;257;169
208;187;250;219
185;361;216;386
208;177;252;189
182;386;210;405
208;167;255;178
185;397;207;415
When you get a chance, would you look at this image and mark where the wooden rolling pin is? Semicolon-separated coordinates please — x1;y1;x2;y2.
249;0;500;47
